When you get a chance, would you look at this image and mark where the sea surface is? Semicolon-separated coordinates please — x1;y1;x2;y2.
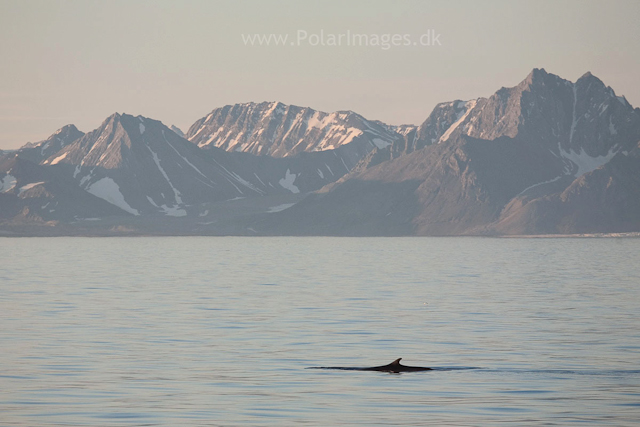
1;237;639;426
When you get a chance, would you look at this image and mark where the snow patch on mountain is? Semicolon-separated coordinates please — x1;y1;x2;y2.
186;102;396;159
230;171;264;194
609;116;617;135
0;174;17;193
160;204;187;217
18;181;46;196
569;83;578;144
87;177;140;216
161;131;216;189
267;203;296;213
516;176;562;197
146;196;185;216
79;172;93;187
40;141;51;155
146;196;159;207
306;111;329;129
50;152;68;165
560;146;618;177
147;144;183;205
439;100;477;143
371;138;391;149
279;169;300;193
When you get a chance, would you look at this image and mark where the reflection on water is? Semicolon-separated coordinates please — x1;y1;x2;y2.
1;237;639;425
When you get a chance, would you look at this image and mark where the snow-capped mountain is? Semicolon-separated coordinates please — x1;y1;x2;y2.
186;101;401;167
2;69;639;236
259;69;640;235
369;68;639;171
3;112;359;222
39;113;277;217
434;69;639;175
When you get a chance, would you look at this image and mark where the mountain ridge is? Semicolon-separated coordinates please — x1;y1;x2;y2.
2;68;639;236
186;101;403;164
258;68;640;235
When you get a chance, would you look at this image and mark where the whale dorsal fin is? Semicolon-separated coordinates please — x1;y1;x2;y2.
390;358;402;365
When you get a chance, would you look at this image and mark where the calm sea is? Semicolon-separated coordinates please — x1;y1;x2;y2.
1;237;639;426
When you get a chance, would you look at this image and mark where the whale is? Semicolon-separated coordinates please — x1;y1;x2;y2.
309;358;432;373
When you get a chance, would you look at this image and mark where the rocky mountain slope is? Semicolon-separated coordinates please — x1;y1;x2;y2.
2;112;366;226
0;153;126;225
18;124;84;164
259;69;640;235
37;113;367;217
186;101;402;167
1;69;638;236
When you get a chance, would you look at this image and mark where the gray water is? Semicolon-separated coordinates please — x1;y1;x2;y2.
1;237;639;426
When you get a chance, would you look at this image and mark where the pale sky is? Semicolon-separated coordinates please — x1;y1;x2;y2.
1;0;639;149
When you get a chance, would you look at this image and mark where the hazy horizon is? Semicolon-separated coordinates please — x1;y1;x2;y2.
1;0;639;149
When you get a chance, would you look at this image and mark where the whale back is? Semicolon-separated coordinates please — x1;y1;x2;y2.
308;358;432;372
365;358;432;372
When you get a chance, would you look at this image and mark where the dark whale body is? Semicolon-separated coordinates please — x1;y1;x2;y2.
310;358;432;373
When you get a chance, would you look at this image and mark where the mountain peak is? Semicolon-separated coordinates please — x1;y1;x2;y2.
100;112;157;132
54;124;80;135
529;67;548;77
16;123;85;163
576;70;605;88
106;112;122;120
99;112;124;129
519;68;570;91
523;68;549;84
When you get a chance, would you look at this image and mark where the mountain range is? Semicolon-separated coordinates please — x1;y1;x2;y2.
1;68;639;236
